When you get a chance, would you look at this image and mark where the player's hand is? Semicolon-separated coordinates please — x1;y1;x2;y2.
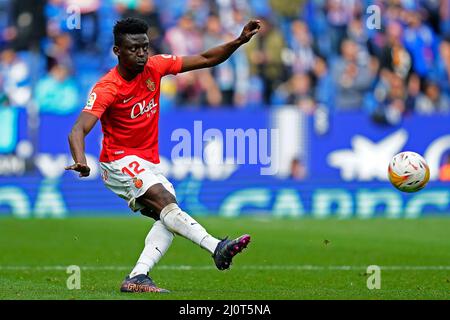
239;20;261;43
65;162;91;177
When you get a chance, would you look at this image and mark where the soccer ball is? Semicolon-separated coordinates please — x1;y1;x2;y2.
388;151;430;193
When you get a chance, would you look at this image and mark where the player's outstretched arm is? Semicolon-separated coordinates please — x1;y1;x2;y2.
65;112;98;177
180;19;261;73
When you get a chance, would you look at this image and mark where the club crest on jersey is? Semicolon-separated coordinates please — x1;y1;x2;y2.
133;177;143;189
146;78;155;91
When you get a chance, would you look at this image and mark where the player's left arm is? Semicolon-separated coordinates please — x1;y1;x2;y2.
180;19;261;73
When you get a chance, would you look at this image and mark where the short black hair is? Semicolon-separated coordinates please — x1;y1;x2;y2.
113;17;149;46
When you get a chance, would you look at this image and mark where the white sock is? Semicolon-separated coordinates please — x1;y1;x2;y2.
129;220;174;278
160;203;220;254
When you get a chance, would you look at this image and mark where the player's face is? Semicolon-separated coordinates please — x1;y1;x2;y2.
116;34;150;73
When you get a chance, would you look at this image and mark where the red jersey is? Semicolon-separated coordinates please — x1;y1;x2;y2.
83;54;183;163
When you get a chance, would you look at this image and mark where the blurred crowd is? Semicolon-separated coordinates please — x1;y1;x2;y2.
0;0;450;124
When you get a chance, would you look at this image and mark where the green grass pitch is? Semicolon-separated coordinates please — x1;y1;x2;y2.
0;216;449;300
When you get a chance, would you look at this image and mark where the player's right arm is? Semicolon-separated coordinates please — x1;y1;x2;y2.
66;83;116;177
66;112;98;177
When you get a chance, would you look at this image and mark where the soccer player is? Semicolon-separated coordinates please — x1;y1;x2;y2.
65;17;260;293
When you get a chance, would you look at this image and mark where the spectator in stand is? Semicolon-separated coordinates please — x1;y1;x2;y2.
228;6;249;36
384;0;404;23
311;56;334;109
379;20;412;80
441;0;450;38
289;157;307;180
403;10;438;78
330;38;375;110
164;12;203;59
164;12;203;106
415;80;450;115
302;0;333;59
116;0;164;53
164;12;222;107
374;72;407;125
284;20;317;76
0;46;25;155
0;48;31;107
245;17;286;105
201;15;224;106
34;64;78;115
430;38;450;96
186;0;214;28
227;43;251;107
325;0;355;55
404;73;421;115
288;72;317;114
347;14;368;47
273;72;317;114
216;0;250;34
203;17;250;107
45;32;73;72
203;14;222;51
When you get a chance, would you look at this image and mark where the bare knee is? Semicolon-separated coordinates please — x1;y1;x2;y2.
140;207;159;220
137;183;177;217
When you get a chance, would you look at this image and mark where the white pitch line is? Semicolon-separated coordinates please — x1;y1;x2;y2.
1;265;450;271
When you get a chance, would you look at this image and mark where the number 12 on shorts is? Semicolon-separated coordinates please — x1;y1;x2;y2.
121;161;145;178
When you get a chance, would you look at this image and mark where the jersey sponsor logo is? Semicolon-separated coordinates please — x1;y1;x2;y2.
130;98;158;119
84;92;97;110
146;79;155;91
